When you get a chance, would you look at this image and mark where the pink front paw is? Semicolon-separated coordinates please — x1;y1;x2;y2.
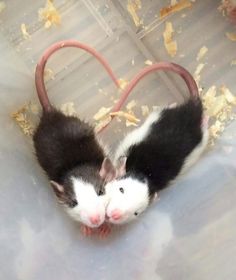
81;225;93;237
97;223;112;239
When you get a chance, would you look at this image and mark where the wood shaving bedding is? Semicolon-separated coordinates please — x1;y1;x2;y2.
0;1;5;13
12;104;35;136
170;0;178;6
60;102;77;116
163;22;177;57
194;63;205;84
110;111;140;123
226;32;236;41
144;60;153;66
127;0;143;27
196;46;208;61
126;100;137;111
21;23;31;40
202;85;236;145
160;0;192;19
94;116;112;133
118;78;129;90
231;59;236;65
44;68;55;81
29;103;40;115
38;0;61;29
93;106;112;121
141;105;149;117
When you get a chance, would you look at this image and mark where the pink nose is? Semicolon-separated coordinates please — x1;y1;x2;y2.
111;209;122;220
89;215;101;225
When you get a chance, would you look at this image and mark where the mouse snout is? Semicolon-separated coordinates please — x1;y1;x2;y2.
110;209;122;221
89;214;101;225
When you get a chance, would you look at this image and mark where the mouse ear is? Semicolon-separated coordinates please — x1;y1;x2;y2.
99;157;117;182
50;180;65;198
116;156;127;177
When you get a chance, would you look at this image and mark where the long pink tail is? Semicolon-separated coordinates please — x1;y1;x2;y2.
35;40;120;112
99;62;199;132
35;41;198;134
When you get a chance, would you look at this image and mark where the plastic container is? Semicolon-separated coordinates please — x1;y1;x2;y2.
0;1;236;279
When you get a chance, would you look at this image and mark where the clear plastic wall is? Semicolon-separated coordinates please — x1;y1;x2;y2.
0;1;236;279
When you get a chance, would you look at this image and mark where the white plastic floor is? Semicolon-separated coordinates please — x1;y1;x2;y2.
0;1;236;279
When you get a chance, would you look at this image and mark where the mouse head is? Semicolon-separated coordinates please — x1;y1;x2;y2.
51;178;108;228
105;176;150;224
50;158;116;228
105;157;150;224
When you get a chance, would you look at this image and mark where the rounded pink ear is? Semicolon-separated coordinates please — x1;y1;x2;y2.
117;156;127;177
99;158;117;181
50;181;64;196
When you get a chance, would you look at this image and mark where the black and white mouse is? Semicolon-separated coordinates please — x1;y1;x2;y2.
33;72;115;234
105;97;209;225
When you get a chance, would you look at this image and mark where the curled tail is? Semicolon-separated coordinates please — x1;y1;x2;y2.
111;62;199;113
35;40;120;112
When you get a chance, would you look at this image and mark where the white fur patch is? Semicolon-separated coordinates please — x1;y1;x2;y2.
65;177;106;228
114;111;161;162
105;177;149;224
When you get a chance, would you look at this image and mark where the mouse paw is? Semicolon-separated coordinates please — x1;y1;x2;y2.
97;223;111;238
81;225;93;237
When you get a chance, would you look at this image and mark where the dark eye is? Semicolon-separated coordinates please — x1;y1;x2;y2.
98;190;104;196
70;199;78;208
119;187;124;193
134;212;139;216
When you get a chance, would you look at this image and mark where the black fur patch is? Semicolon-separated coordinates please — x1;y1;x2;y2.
33;109;106;205
125;98;203;196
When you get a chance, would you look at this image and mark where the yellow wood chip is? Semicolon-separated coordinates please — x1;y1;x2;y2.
194;63;205;83
21;23;31;40
194;63;205;76
118;78;129;90
171;0;178;6
0;1;6;13
126;100;137;111
160;0;192;19
126;119;138;127
95;116;112;133
196;46;208;61
163;22;177;57
207;96;227;117
145;60;153;66
141;105;149;116
93;107;112;121
226;32;236;42
203;86;217;105
29;103;40;114
11;105;34;136
38;0;61;29
231;59;236;65
60;102;77;116
44;68;55;81
209;120;224;139
110;111;140;123
220;86;236;105
127;0;143;27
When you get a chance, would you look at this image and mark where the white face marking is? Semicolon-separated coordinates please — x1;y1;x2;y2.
114;111;161;162
66;177;108;228
105;177;149;224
